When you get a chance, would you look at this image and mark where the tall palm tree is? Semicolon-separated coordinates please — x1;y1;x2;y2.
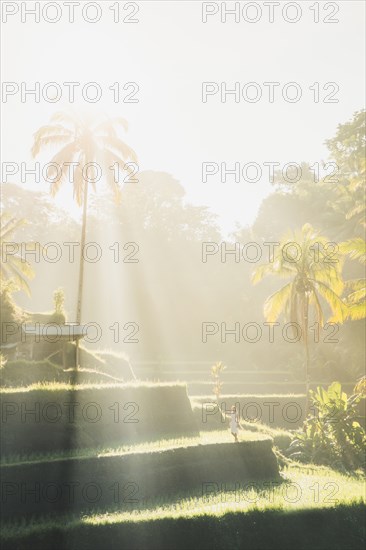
32;112;138;327
0;214;34;294
252;223;347;410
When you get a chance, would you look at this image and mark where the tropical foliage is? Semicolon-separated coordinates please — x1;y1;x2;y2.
0;215;35;295
287;381;366;471
338;238;366;320
326;109;365;232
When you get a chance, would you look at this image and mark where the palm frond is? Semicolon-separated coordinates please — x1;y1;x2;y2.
32;134;72;158
339;238;366;264
263;283;293;322
312;279;348;323
345;301;366;321
1;217;27;240
101;136;138;163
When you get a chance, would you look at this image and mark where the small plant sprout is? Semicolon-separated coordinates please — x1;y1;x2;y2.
211;361;226;401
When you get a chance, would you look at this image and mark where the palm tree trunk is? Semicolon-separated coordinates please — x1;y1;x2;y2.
304;332;310;414
75;180;88;367
303;296;310;416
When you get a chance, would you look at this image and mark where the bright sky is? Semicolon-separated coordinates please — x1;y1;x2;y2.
1;1;365;234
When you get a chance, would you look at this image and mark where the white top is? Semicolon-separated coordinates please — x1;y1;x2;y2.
230;411;238;434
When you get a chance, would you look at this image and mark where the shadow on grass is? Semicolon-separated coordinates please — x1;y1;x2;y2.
1;502;365;550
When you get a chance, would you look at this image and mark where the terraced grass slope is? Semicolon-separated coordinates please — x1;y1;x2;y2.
1;379;364;550
0;382;198;455
1;433;279;521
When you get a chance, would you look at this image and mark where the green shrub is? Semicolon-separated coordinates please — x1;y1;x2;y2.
287;382;366;471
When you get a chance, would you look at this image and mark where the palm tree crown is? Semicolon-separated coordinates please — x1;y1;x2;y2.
32;111;138;204
252;223;346;327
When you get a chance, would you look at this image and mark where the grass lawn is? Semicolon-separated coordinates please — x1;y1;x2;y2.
0;429;270;466
1;463;364;550
1;383;364;549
